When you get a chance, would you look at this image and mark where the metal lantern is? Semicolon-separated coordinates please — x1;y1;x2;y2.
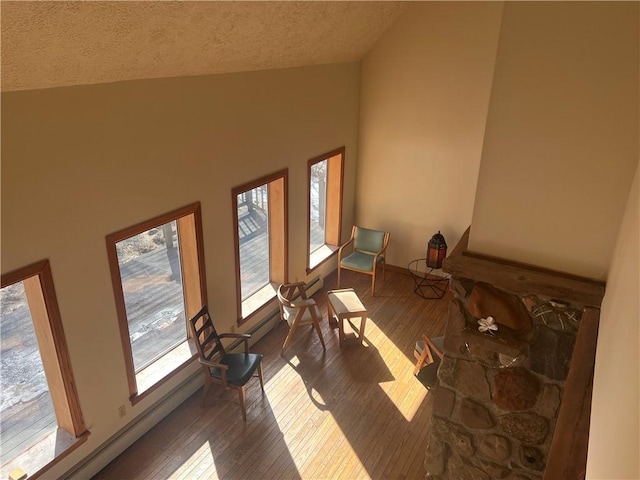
427;231;447;269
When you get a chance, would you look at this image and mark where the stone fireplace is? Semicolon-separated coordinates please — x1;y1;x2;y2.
424;230;605;480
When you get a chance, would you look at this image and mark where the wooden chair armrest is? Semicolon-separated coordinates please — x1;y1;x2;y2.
375;236;389;256
374;233;390;257
199;358;229;386
338;237;354;260
199;358;228;370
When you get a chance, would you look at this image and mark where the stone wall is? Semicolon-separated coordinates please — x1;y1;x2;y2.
424;276;586;480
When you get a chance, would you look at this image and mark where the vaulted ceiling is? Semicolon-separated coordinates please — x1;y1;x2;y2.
1;1;407;92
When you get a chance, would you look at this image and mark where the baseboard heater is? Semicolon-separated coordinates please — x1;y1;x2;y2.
63;275;323;480
63;372;203;480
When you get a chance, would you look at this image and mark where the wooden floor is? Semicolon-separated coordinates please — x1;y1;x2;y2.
93;268;451;480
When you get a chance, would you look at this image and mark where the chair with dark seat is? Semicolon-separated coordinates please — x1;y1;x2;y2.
337;226;390;295
413;334;444;387
188;306;264;421
277;282;326;353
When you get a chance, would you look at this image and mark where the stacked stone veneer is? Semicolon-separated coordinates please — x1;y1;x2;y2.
424;276;585;480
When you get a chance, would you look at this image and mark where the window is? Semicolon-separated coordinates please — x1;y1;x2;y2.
106;202;207;403
1;260;88;478
307;147;345;272
232;170;287;323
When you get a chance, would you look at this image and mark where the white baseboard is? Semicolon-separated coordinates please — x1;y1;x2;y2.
64;372;203;480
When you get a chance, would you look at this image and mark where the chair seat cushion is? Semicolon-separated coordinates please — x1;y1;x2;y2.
341;251;383;272
416;358;441;388
282;304;321;327
211;353;262;386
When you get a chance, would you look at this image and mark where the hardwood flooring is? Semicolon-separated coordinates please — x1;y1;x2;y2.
93;268;451;480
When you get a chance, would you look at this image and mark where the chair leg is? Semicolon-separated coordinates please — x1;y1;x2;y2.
371;269;376;296
281;320;300;353
238;386;247;422
337;265;342;288
314;320;326;350
311;312;326;350
258;362;265;392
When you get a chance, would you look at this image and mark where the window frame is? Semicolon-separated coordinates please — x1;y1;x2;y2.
1;260;89;478
105;202;207;405
306;147;345;273
232;169;288;325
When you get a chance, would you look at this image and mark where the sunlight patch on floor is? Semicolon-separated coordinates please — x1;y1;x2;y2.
377;380;429;422
172;440;216;478
288;355;301;368
367;315;429;422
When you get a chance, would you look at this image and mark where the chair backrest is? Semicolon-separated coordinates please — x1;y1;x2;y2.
354;227;388;254
277;283;308;322
189;306;225;362
416;335;444;360
427;336;444;359
277;283;308;306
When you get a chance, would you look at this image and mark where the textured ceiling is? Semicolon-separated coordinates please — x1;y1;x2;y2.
1;1;407;92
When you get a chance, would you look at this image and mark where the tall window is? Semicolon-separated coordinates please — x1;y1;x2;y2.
1;260;88;478
106;202;207;402
232;170;287;323
307;147;345;272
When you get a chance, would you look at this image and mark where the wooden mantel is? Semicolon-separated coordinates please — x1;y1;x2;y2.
443;227;606;308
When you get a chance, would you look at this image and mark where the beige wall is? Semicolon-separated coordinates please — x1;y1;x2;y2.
357;2;503;267
358;4;639;476
0;63;360;476
587;160;640;479
469;2;639;280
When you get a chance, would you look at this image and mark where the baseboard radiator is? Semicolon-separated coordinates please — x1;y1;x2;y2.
63;275;323;479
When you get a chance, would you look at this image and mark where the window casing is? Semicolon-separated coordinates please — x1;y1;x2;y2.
106;202;207;403
307;147;345;272
232;170;287;324
0;260;88;479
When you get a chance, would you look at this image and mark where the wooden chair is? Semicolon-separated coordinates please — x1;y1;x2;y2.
413;334;444;387
188;306;264;421
277;282;326;353
338;226;390;295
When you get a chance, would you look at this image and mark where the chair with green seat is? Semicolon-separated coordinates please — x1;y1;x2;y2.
337;226;390;296
188;306;264;421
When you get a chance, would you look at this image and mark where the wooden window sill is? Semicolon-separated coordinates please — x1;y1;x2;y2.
239;283;277;324
0;428;89;480
132;339;198;404
309;244;338;272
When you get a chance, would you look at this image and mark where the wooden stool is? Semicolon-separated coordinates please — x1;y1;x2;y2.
327;288;367;346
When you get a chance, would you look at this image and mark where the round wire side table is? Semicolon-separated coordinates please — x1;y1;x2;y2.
408;258;449;299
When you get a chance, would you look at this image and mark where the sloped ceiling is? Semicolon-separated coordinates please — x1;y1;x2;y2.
0;1;407;92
